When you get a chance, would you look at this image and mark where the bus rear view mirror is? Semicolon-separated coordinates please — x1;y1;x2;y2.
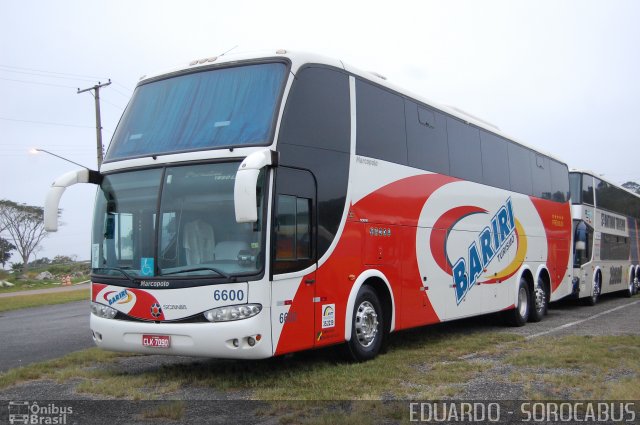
234;149;278;223
44;168;101;232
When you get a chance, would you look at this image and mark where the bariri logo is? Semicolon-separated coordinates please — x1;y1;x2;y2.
103;289;133;306
430;198;527;305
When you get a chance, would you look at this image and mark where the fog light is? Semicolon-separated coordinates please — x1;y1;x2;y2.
232;339;239;348
247;337;256;347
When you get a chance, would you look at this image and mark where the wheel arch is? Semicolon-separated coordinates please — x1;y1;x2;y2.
344;269;396;342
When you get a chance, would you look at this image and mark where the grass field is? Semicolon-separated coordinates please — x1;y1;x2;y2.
0;288;89;312
1;332;637;401
1;327;638;423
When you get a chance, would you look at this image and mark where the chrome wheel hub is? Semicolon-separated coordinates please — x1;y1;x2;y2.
518;287;528;318
355;301;378;348
534;286;545;312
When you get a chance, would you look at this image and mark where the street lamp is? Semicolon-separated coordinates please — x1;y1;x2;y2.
29;148;91;170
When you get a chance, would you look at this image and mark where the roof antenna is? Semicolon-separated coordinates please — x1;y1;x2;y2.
219;45;239;57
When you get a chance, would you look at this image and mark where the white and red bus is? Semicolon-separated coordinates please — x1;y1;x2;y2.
45;50;573;361
569;170;640;304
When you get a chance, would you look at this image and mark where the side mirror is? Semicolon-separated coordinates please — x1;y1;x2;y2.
234;149;278;223
44;169;101;232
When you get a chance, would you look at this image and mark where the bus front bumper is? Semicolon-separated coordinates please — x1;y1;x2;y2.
90;308;272;359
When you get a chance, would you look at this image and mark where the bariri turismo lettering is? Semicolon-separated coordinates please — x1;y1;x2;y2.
452;198;517;304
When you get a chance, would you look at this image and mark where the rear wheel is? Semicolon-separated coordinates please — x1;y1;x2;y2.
585;273;601;306
344;286;384;362
528;278;547;322
626;275;634;298
506;278;529;327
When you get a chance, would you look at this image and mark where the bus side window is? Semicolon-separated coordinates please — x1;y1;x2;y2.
356;79;408;165
507;142;533;196
405;101;449;175
479;130;510;191
446;117;482;184
274;195;312;273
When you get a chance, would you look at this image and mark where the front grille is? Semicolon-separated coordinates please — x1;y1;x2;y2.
113;311;209;323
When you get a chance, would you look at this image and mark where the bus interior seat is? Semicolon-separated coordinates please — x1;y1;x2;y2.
214;241;250;261
183;218;215;265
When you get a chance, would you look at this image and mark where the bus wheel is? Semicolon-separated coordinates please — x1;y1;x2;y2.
625;274;635;298
585;273;601;306
528;278;547;322
345;286;384;362
506;278;529;327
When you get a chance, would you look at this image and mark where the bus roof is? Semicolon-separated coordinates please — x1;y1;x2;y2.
138;49;568;166
570;169;640;199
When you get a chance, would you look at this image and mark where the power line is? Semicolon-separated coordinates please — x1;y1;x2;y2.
0;68;101;83
0;143;96;147
0;77;78;89
0;64;107;81
0;64;132;98
2;147;95;152
101;98;125;111
109;85;133;99
1;78;126;109
0;116;96;129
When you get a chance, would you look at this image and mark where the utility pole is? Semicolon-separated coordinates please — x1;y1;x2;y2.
77;80;111;168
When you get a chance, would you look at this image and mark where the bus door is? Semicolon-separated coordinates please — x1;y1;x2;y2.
271;167;317;354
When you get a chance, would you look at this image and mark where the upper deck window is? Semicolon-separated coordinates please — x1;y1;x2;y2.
105;62;287;161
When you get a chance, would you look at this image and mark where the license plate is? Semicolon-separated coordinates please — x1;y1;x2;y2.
142;334;171;348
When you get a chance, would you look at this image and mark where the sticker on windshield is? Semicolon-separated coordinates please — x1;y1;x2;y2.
92;244;100;268
141;257;154;276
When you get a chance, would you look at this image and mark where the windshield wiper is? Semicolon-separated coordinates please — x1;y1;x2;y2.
92;267;135;282
161;267;232;279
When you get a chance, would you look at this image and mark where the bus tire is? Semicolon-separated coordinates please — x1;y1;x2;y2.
528;277;547;323
625;275;634;298
506;278;529;327
584;272;601;306
344;286;384;362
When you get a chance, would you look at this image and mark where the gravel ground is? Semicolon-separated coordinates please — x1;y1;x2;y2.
1;293;638;424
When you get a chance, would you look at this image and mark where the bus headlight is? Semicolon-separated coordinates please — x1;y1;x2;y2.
204;304;262;322
91;302;118;319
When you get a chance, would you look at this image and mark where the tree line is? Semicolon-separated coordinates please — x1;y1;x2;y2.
622;181;640;195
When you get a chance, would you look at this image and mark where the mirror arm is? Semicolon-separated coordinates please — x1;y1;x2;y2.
44;168;101;232
234;149;278;223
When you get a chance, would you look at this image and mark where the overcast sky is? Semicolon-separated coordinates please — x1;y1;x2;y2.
1;0;639;263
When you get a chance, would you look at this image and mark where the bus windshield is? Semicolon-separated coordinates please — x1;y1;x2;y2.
105;62;287;161
91;162;266;280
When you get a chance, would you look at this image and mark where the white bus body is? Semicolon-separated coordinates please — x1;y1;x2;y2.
45;50;573;361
